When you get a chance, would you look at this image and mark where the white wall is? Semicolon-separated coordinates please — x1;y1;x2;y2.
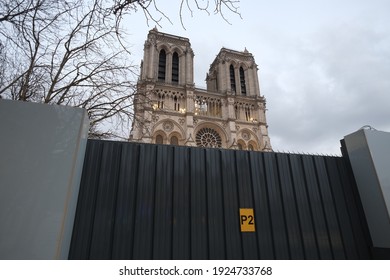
344;128;390;249
0;100;89;259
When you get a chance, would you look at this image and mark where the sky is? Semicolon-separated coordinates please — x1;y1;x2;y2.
123;0;390;155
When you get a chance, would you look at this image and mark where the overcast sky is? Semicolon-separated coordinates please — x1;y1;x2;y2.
124;0;390;155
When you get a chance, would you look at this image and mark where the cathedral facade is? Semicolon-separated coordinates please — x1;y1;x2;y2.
130;28;272;151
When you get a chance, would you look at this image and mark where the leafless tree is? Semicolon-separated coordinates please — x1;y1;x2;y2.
0;0;138;139
1;0;241;139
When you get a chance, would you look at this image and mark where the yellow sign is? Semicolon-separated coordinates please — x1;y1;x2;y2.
239;208;255;232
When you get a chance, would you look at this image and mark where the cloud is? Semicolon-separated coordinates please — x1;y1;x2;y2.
265;21;390;154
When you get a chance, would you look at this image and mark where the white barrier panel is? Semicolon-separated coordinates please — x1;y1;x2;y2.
344;128;390;249
0;100;89;259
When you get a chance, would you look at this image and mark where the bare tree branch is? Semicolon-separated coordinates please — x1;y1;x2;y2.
1;0;138;139
111;0;241;29
0;0;43;23
1;0;241;139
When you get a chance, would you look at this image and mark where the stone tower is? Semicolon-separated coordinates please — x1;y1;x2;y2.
130;28;272;151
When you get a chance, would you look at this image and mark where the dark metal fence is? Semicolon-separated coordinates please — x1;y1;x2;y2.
69;140;372;259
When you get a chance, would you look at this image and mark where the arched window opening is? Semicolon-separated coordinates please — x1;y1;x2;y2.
172;52;179;83
237;140;246;150
158;49;166;82
245;106;251;121
170;136;178;145
156;134;163;144
174;96;180;111
230;65;236;93
240;67;246;95
234;104;239;119
158;93;165;109
248;144;254;151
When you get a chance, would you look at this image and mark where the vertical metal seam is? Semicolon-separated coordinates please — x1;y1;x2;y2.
334;158;357;259
287;154;306;260
204;148;210;260
109;142;123;259
188;147;192;259
300;155;320;258
275;153;292;259
345;157;374;259
87;140;104;259
170;146;175;260
312;156;334;259
218;149;228;260
130;144;141;260
234;150;245;259
150;144;159;259
336;158;368;259
248;151;261;259
261;153;276;258
323;157;347;259
126;144;140;259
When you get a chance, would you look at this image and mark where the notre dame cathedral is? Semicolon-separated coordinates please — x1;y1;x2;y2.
130;28;272;151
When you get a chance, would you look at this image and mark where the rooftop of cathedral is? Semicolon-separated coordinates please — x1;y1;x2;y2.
208;47;256;72
148;27;190;44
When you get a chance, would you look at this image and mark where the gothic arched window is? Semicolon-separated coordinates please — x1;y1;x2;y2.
170;136;178;145
174;96;180;111
158;93;164;109
196;127;222;148
158;49;166;82
240;67;246;95
245;106;251;121
230;64;236;93
156;134;163;144
172;52;179;83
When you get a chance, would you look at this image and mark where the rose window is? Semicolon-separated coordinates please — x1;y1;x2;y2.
196;127;222;148
163;120;174;132
242;131;250;141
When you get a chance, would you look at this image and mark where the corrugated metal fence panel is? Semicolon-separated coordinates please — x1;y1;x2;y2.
335;156;372;259
276;153;305;259
288;154;318;259
221;151;242;259
112;142;140;259
69;140;372;259
152;145;174;259
237;151;260;259
189;147;208;259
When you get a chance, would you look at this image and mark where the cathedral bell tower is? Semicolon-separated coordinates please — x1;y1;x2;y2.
130;28;272;151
